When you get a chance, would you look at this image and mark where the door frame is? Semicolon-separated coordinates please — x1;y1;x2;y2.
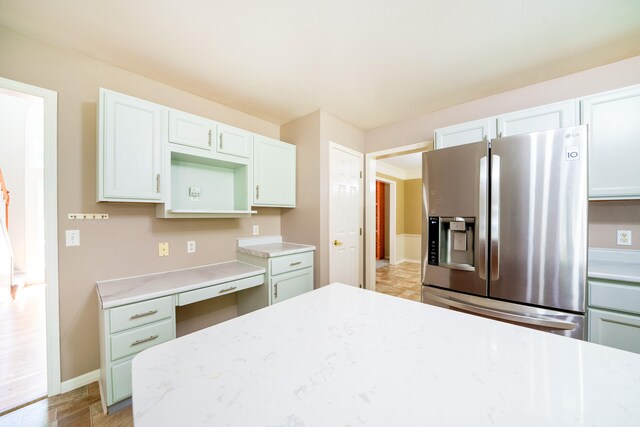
328;141;363;287
0;77;60;396
365;141;432;291
375;177;396;265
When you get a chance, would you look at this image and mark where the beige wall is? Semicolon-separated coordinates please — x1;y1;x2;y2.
366;55;640;251
403;179;421;235
282;110;364;287
0;26;283;381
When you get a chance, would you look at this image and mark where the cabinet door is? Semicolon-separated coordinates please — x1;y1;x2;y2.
217;123;252;158
99;89;163;202
581;86;640;200
253;136;296;207
434;118;496;149
272;268;313;304
497;100;577;137
589;308;640;354
168;109;214;150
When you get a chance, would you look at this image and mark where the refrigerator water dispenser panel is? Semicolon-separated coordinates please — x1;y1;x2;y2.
432;217;475;271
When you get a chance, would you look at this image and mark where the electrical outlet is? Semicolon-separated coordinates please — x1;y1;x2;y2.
617;230;632;246
252;225;259;236
158;242;169;256
65;230;80;247
187;240;196;253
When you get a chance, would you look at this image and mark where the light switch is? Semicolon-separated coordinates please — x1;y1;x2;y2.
66;230;80;247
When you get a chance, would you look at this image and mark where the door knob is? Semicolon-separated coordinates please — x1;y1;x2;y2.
333;240;343;246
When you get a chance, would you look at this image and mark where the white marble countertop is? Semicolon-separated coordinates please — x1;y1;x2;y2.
132;283;640;426
96;261;265;309
237;235;315;258
589;248;640;283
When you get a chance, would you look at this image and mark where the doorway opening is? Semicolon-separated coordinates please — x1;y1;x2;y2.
365;142;431;300
0;78;59;414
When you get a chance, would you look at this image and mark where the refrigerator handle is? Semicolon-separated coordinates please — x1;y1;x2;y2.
423;292;577;331
491;155;500;281
478;156;487;280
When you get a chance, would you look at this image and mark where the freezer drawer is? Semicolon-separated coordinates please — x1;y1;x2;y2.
422;285;584;339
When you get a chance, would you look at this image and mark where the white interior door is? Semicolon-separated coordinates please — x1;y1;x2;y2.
329;143;363;287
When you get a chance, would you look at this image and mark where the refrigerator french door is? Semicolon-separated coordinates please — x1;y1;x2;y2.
421;126;588;339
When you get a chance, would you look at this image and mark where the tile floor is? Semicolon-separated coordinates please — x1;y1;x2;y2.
375;262;422;301
0;382;133;426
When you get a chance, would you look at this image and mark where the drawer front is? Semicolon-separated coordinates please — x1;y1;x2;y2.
589;280;640;315
111;318;174;361
272;267;314;305
270;251;313;276
588;308;640;354
111;359;133;403
177;274;264;306
110;296;174;334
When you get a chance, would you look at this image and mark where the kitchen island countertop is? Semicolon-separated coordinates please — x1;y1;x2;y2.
132;283;640;426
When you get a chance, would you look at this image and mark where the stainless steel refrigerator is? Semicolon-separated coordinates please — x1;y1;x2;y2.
421;126;588;339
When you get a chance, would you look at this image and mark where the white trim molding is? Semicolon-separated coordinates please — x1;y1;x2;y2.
0;76;60;396
60;369;101;394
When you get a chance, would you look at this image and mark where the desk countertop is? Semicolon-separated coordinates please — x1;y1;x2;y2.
132;283;640;426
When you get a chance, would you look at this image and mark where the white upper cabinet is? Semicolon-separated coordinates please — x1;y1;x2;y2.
434;118;496;149
497;100;577;137
98;89;163;202
168;109;215;150
581;86;640;200
217;123;252;158
253;136;296;207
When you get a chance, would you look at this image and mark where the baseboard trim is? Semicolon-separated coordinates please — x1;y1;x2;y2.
60;369;100;394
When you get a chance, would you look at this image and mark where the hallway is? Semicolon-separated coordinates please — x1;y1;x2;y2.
0;283;46;414
375;262;421;302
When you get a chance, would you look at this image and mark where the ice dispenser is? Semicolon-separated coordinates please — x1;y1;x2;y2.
427;216;475;271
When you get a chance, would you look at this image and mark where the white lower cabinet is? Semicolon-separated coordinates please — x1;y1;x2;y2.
588;278;640;354
237;250;314;314
99;296;176;411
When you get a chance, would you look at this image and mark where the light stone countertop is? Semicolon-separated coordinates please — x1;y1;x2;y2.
96;261;265;309
132;283;640;426
236;235;315;258
589;248;640;283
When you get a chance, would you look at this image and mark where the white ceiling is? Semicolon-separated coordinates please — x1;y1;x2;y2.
1;0;639;130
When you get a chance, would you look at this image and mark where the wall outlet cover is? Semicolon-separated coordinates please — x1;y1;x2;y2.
252;225;259;236
187;240;196;253
616;230;632;246
158;242;170;256
65;230;80;247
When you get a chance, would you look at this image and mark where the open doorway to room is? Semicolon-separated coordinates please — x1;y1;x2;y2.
365;142;432;302
0;79;59;414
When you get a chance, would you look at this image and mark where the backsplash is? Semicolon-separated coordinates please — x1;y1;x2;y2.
589;200;640;250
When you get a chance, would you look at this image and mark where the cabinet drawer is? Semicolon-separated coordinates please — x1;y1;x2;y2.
110;296;174;334
176;274;264;306
588;308;640;354
589;280;640;315
270;251;313;276
111;318;174;361
111;359;133;403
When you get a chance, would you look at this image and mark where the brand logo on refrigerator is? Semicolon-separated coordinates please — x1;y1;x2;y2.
565;146;580;161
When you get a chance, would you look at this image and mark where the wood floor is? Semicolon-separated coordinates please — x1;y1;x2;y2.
0;283;47;414
375;262;422;301
0;382;133;427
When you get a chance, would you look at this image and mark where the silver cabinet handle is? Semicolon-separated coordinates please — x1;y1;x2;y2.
274;282;278;299
219;286;237;294
131;335;159;347
130;310;158;320
290;261;302;266
156;174;161;193
491;155;500;281
256;185;259;199
219;134;223;149
478;156;487;280
208;129;212;146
